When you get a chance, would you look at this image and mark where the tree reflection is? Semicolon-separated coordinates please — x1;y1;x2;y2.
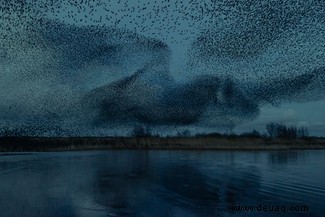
268;151;303;166
91;154;262;217
1;151;315;217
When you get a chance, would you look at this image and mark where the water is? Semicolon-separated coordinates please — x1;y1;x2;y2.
0;150;324;217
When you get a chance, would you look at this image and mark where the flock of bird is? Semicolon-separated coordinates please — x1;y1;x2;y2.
0;0;243;45
0;0;324;135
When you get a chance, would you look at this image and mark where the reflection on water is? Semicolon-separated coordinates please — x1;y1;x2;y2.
268;151;303;166
0;150;324;217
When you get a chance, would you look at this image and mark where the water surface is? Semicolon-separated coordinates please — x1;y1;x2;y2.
0;150;324;217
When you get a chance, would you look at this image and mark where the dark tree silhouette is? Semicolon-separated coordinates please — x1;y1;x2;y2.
131;125;151;137
266;122;309;139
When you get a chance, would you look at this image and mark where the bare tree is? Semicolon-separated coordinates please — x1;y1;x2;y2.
131;125;151;137
266;122;309;139
266;122;277;138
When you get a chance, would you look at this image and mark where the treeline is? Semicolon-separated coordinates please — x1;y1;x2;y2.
130;123;311;140
0;122;311;140
197;123;309;140
266;122;309;139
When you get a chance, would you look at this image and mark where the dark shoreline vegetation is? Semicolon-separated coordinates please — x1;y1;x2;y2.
1;135;325;152
0;122;324;152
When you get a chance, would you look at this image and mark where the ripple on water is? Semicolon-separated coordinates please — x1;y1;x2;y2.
0;150;324;217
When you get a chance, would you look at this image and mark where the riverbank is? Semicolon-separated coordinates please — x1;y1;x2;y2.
1;136;325;152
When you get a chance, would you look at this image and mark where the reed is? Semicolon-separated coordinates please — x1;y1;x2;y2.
0;136;324;152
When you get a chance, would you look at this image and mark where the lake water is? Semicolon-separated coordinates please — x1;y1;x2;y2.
0;150;324;217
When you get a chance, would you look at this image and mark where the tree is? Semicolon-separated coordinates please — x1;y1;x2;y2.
240;129;261;138
131;125;151;137
251;129;261;137
266;122;309;139
266;122;277;138
177;129;191;137
298;126;309;138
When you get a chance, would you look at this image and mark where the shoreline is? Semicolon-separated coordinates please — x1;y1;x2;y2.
1;136;325;152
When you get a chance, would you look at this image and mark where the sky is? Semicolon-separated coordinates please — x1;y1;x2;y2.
0;0;324;136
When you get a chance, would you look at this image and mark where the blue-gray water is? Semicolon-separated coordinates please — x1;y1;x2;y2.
0;150;324;217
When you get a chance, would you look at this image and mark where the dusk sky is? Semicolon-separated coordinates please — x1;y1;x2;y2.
0;0;324;136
